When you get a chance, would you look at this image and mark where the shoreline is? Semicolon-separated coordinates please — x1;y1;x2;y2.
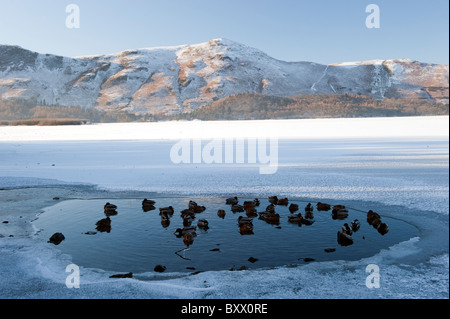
0;116;448;142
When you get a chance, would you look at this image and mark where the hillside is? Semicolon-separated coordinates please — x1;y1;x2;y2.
175;93;449;121
0;38;448;120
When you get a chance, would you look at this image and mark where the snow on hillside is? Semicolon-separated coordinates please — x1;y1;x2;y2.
0;39;448;116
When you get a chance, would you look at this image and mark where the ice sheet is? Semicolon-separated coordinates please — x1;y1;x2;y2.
0;116;448;299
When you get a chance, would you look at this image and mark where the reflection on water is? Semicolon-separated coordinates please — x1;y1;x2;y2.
34;196;418;274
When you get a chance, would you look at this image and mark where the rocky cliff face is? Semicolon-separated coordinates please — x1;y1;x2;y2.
0;39;448;115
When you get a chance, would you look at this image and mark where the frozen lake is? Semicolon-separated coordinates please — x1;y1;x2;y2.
0;116;448;299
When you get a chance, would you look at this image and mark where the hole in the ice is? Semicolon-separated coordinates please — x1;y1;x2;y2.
33;196;418;274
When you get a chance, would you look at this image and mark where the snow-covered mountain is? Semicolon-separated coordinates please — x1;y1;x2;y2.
0;38;448;115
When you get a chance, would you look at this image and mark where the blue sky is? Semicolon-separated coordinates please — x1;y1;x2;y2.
0;0;448;64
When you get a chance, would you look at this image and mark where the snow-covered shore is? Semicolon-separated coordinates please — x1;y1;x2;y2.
0;116;448;299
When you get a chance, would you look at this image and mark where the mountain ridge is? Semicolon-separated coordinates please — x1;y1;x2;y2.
0;39;448;116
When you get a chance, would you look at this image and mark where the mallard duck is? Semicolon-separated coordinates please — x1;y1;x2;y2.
351;219;360;232
160;211;170;222
253;198;260;207
231;204;244;213
265;204;276;213
268;196;278;204
197;219;209;229
341;223;353;235
239;223;254;235
288;213;303;224
305;203;314;213
243;201;256;210
48;232;65;245
104;202;117;210
304;211;314;220
104;202;118;215
96;217;112;233
377;222;389;235
277;198;289;206
245;207;258;217
142;198;155;206
174;226;197;237
159;206;174;215
181;209;195;218
289;203;299;213
238;216;253;226
160;213;170;228
226;196;239;205
316;202;331;211
337;230;354;247
142;199;156;212
217;209;226;219
259;212;280;225
183;215;193;226
332;205;349;220
183;232;194;246
367;210;381;226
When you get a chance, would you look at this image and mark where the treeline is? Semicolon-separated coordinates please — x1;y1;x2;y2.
1;93;448;125
175;93;449;121
0;99;140;125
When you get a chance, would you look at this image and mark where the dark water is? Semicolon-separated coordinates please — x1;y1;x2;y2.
34;196;418;274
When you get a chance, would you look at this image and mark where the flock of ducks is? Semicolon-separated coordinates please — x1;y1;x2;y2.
84;196;389;249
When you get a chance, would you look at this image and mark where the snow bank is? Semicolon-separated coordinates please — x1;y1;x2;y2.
0;116;448;142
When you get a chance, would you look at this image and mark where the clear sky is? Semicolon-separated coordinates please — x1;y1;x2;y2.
0;0;448;65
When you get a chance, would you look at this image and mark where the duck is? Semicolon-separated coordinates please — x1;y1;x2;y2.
217;209;226;219
239;223;254;235
367;210;381;226
316;202;331;211
243;201;256;210
181;209;195;218
341;223;353;236
160;212;170;228
253;198;260;207
304;211;314;220
277;198;289;206
197;219;209;230
332;205;349;220
350;219;361;232
142;198;155;206
288;213;303;224
104;202;118;216
238;216;253;226
300;216;314;226
193;205;206;214
268;196;278;204
226;196;239;205
142;199;156;212
377;222;389;235
159;206;174;215
265;204;276;213
96;217;112;233
174;226;197;238
183;232;194;246
305;203;314;213
289;203;299;213
231;204;244;213
104;202;117;210
245;207;258;217
259;212;280;225
337;230;354;247
183;215;193;227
